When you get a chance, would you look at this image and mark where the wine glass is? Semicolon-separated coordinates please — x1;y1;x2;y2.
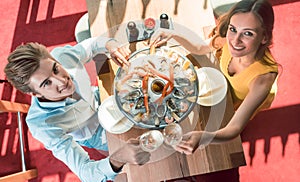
163;122;183;146
139;130;164;152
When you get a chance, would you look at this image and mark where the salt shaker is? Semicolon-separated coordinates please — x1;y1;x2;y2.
127;21;139;42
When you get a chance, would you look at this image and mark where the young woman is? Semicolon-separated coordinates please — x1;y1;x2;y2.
150;0;279;154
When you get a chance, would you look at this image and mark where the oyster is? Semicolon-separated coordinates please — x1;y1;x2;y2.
174;77;191;87
131;97;146;115
166;98;178;112
126;79;142;89
148;103;156;117
156;104;167;118
122;90;142;102
173;87;187;99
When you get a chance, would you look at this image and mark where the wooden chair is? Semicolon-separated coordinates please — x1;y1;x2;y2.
209;0;241;18
74;13;91;43
0;99;38;182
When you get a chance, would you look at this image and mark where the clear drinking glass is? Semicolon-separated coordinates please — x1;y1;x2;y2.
163;122;183;146
139;130;164;152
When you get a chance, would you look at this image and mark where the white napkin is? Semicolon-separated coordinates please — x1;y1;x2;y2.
99;97;124;130
197;69;224;98
197;71;211;97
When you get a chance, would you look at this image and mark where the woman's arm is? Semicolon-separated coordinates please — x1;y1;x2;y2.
176;72;277;154
150;28;225;55
216;72;277;140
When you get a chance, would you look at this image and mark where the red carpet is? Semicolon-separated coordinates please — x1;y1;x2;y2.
0;0;299;181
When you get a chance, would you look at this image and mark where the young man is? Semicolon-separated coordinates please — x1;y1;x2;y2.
4;36;150;182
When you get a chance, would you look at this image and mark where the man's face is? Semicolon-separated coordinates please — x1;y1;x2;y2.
28;58;75;101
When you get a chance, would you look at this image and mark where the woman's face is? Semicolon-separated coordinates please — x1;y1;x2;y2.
226;12;267;59
28;58;75;101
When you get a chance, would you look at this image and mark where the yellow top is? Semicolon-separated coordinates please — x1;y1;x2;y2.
219;43;278;111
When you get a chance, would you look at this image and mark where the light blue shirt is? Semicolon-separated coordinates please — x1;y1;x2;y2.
26;37;118;182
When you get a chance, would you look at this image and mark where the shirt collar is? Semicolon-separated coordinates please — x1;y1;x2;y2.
34;96;78;108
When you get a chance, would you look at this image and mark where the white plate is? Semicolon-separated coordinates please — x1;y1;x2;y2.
196;67;228;106
98;96;134;134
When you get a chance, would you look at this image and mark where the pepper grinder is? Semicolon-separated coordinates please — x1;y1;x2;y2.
160;13;170;29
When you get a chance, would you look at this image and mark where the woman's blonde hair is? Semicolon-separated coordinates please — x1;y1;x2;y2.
212;0;275;64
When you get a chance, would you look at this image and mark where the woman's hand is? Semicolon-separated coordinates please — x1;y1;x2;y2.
106;39;131;67
174;131;203;155
150;28;176;47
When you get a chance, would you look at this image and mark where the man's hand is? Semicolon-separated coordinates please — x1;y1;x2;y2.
106;39;131;67
109;139;150;172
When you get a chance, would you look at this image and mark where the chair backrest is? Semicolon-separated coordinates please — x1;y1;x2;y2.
0;79;8;83
0;81;37;181
0;169;38;182
210;0;242;18
75;13;91;43
0;100;29;113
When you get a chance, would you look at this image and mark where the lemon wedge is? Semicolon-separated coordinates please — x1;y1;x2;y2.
182;60;190;70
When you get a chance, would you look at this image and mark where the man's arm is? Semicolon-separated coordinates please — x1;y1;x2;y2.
76;36;130;65
27;122;118;182
78;36;113;63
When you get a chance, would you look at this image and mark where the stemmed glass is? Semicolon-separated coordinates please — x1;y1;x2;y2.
139;123;183;152
139;130;164;152
163;122;183;146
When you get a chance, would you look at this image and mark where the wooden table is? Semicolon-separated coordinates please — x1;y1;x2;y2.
97;55;246;181
104;86;246;182
85;0;246;181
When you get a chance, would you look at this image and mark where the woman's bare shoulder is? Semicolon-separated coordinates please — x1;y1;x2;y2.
250;72;277;91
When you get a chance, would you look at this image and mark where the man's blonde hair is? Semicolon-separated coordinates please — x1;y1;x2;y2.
4;42;53;93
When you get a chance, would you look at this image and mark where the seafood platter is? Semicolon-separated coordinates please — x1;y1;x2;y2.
114;46;198;129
